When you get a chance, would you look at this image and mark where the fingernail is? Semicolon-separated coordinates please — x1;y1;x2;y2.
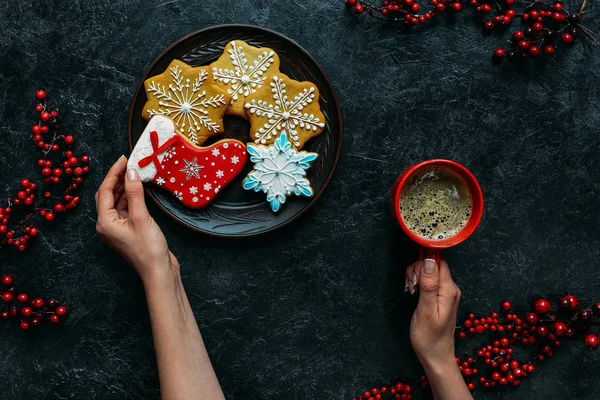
412;272;417;286
423;259;437;275
127;168;139;181
404;279;409;292
410;285;415;295
118;155;125;160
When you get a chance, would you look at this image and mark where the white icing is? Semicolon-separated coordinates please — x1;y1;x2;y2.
204;183;212;191
212;41;277;103
223;143;229;148
128;115;176;182
192;197;199;203
231;156;239;164
146;65;227;144
212;148;220;156
190;186;198;194
216;170;224;178
179;157;204;181
244;76;326;148
169;177;176;183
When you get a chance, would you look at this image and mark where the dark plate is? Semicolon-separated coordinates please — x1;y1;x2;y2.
128;25;343;237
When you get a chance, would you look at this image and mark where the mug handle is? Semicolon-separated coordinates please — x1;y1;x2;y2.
419;247;442;266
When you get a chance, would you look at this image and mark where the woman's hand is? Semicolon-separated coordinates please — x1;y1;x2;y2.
95;156;179;286
407;259;472;400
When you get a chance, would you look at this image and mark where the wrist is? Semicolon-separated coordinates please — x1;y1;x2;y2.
421;355;460;379
141;258;181;294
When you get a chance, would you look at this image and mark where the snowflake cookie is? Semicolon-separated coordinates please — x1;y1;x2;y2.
142;59;231;146
128;116;247;209
210;40;280;119
244;73;326;150
243;131;318;212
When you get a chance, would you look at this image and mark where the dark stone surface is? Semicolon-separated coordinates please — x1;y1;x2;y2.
0;1;599;399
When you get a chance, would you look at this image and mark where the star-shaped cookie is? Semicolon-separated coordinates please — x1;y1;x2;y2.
210;40;280;119
143;59;231;146
244;73;326;149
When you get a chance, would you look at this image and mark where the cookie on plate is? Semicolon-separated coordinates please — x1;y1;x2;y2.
244;73;326;149
129;116;247;209
210;40;280;118
142;59;231;146
243;131;317;212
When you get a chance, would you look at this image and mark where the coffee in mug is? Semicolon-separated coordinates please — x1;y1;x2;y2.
398;166;473;241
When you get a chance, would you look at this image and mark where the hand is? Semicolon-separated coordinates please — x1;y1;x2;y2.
407;259;472;400
407;259;460;370
95;156;179;285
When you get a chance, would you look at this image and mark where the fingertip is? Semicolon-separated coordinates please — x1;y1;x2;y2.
126;168;140;182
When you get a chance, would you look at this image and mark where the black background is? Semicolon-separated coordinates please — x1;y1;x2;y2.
1;1;599;399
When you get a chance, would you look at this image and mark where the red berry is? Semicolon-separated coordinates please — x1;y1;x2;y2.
561;33;573;44
31;317;41;327
41;167;51;177
518;40;530;51
553;322;568;337
512;31;524;41
32;125;42;135
346;0;357;5
40;112;50;122
35;104;43;112
484;21;495;31
501;301;511;311
481;4;491;13
49;314;60;324
585;334;599;350
534;299;551;314
32;298;44;308
20;320;30;331
55;306;67;317
532;22;543;32
1;275;13;286
64;135;74;145
528;46;540;57
2;292;13;303
502;15;511;24
354;4;364;13
17;293;28;303
566;294;579;309
54;204;64;213
543;45;555;56
29;227;38;237
50;111;58;118
451;2;462;12
21;307;32;317
41;125;49;133
35;90;46;101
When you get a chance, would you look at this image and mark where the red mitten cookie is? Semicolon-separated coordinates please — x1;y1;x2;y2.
128;116;247;209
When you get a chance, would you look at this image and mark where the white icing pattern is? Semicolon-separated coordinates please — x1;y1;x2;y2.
243;131;317;212
244;76;325;148
146;65;227;144
212;41;276;104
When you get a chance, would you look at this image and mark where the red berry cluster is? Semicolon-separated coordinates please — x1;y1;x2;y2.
0;274;67;330
345;0;596;62
0;90;89;252
352;295;600;397
351;382;414;400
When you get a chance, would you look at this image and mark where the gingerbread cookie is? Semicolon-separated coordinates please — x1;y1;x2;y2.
210;40;280;118
244;74;326;149
143;59;231;146
129;116;247;209
243;131;317;212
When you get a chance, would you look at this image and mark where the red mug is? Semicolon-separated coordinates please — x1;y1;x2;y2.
391;159;484;265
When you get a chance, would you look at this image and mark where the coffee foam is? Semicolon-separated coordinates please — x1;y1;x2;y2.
399;166;473;241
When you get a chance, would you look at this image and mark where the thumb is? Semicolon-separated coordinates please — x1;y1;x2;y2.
417;259;440;311
125;168;149;223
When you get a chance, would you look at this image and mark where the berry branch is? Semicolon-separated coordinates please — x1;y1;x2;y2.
0;274;67;331
0;90;89;252
351;295;600;399
345;0;597;62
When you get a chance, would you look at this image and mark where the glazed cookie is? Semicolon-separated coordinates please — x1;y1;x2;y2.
210;40;280;118
244;73;326;149
243;131;317;212
143;59;231;146
129;116;247;209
